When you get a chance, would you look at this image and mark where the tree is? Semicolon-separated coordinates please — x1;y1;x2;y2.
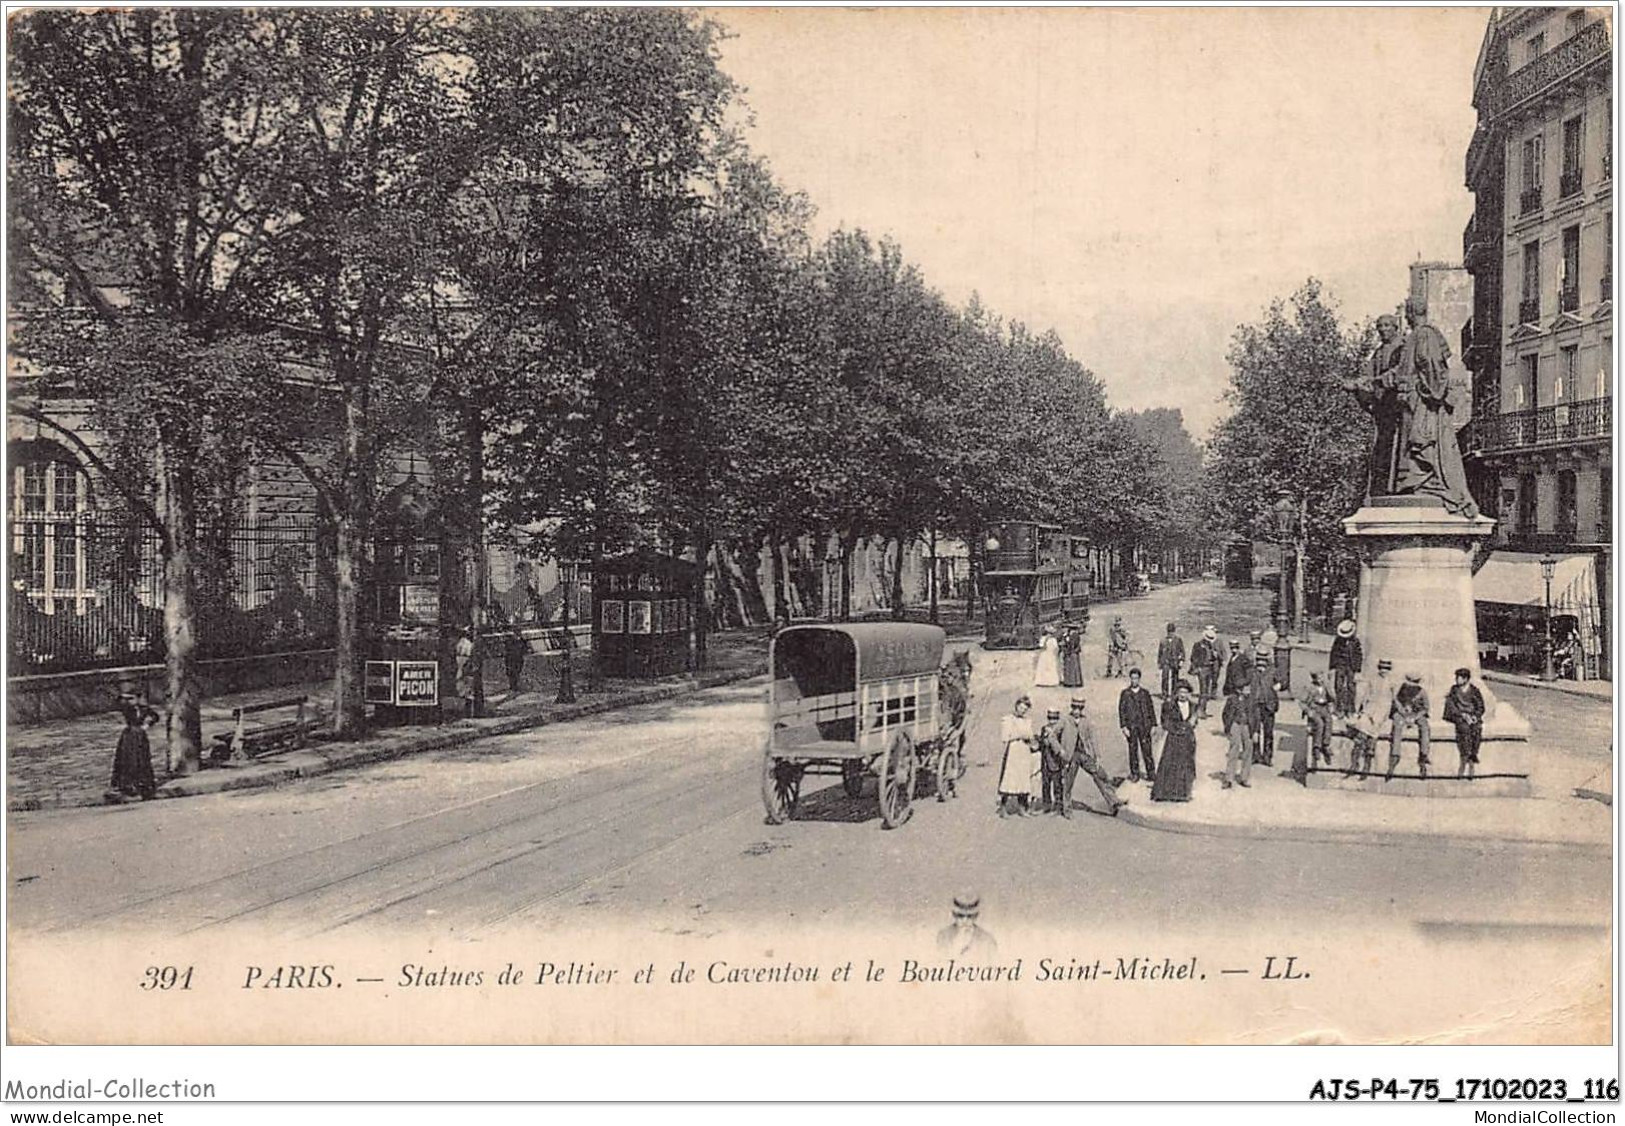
1126;407;1215;574
10;9;300;772
1207;280;1370;616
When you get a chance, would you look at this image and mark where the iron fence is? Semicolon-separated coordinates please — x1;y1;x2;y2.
8;513;336;674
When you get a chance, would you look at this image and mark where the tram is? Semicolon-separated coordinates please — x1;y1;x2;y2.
981;520;1089;648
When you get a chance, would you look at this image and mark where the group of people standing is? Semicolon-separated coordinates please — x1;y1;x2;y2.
998;610;1494;820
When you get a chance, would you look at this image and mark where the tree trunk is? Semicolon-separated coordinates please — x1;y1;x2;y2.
965;540;978;622
928;528;939;624
693;530;711;671
839;533;855;622
331;513;365;735
769;528;785;622
155;445;202;775
891;534;906;620
467;406;487;717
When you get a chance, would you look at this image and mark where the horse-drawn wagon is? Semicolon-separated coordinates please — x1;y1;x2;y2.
762;623;968;828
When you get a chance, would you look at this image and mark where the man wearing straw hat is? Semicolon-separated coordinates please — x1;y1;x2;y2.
1329;618;1363;718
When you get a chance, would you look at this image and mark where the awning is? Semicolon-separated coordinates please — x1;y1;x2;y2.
1473;551;1597;609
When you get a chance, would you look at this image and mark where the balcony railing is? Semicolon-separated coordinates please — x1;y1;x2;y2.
1474;397;1612;452
1502;21;1610;115
1520;186;1544;215
1602;274;1613;303
1560;168;1584;198
1518;296;1541;324
1560;283;1581;313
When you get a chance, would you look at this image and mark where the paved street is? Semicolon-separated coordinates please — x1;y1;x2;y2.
10;582;1607;947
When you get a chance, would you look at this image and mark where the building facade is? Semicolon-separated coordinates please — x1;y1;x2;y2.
1461;6;1612;677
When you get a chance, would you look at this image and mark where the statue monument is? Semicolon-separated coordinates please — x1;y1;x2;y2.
1335;295;1529;771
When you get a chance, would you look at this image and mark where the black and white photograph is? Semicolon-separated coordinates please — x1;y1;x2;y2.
2;0;1617;1084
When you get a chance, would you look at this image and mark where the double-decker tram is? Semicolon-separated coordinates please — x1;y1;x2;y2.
981;521;1088;648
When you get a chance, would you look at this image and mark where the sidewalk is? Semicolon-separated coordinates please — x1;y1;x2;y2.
1114;706;1611;853
8;633;769;812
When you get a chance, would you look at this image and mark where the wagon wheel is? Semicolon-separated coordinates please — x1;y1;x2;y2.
841;758;866;799
761;752;803;825
935;738;962;802
879;732;916;829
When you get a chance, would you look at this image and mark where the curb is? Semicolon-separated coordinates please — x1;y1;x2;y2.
1116;802;1610;854
13;662;768;812
1481;670;1613;700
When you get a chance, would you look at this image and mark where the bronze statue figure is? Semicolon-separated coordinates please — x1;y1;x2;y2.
1344;299;1478;518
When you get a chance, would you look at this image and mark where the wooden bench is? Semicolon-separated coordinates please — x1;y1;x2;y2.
210;696;311;762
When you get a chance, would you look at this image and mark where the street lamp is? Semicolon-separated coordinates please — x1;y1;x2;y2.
1540;553;1557;682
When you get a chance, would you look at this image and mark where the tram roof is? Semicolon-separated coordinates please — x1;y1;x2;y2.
772;623;948;682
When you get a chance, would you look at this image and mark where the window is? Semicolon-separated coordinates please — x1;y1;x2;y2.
9;448;91;615
1559;346;1578;400
1566;10;1585;37
1522;353;1540;409
1514;134;1540;211
1561;225;1581;310
1558;470;1578;535
1520;241;1542;322
1527;31;1546;63
1518;473;1539;531
1561;117;1584;196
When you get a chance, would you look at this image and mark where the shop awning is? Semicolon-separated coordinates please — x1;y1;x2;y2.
1473;551;1596;609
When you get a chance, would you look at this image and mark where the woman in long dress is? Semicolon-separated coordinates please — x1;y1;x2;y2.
1151;679;1198;802
997;694;1037;817
1033;627;1061;688
1059;624;1085;688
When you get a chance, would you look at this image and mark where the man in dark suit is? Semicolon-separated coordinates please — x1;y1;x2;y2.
1156;622;1185;699
1221;638;1251;698
1117;667;1158;783
1250;654;1280;766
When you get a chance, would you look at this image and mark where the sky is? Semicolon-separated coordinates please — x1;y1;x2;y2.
706;6;1489;439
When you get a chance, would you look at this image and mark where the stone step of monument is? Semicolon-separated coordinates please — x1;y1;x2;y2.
1304;768;1532;799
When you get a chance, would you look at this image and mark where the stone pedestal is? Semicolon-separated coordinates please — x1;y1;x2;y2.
1343;496;1530;742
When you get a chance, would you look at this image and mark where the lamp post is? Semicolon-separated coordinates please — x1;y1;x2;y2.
1540;553;1557;682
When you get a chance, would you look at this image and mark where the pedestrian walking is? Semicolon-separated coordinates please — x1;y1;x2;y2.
1059;623;1085;688
1034;626;1061;688
1117;668;1158;783
1250;655;1280;766
454;627;478;717
1106;616;1130;678
1273;631;1293;691
1062;695;1125;816
997;694;1038;818
1329;619;1363;717
109;698;159;801
1150;680;1198;802
1221;638;1252;697
1038;708;1068;814
503;625;528;695
1388;671;1432;779
1222;682;1255;789
1189;626;1222;719
1156;621;1185;698
1443;667;1485;779
1293;672;1332;776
